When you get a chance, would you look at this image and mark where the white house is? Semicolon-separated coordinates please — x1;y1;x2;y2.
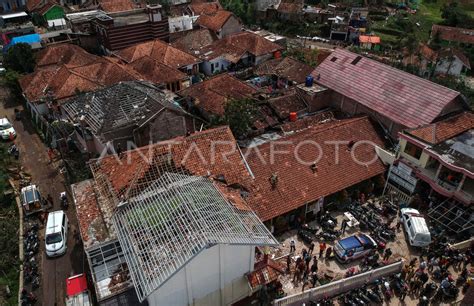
435;49;471;77
168;14;198;33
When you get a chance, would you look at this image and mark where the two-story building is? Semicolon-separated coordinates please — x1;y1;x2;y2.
387;112;474;235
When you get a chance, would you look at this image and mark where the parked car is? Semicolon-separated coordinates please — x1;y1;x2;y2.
21;185;46;216
334;233;376;263
400;208;431;247
0;117;15;139
45;210;68;257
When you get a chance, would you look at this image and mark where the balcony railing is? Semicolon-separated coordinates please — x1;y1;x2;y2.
436;178;460;192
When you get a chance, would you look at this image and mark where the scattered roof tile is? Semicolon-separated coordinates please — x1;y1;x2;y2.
432;25;474;45
178;73;257;116
199;31;284;62
267;90;308;120
280;111;335;133
439;48;471;70
196;10;234;32
255;57;313;84
405;112;474;145
171;28;218;54
312;49;461;128
277;0;303;14
247;258;285;289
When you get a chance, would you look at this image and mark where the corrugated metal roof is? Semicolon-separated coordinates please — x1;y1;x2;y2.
312;49;461;128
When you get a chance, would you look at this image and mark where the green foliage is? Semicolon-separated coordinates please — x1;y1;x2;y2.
2;70;22;99
432;76;474;108
222;98;259;139
221;0;255;24
440;2;474;28
285;47;319;67
4;43;35;73
31;13;46;27
0;144;19;306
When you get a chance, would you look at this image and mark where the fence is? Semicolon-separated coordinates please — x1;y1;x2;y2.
450;237;474;251
273;261;404;306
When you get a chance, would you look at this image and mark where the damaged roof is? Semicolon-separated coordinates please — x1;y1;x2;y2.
267;90;308;120
62;81;187;136
178;73;257;116
171;28;218;54
432;25;474;45
198;31;284;62
312;49;462;128
19;57;139;103
255;57;314;84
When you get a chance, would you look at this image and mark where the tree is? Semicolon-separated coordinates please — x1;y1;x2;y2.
2;70;22;99
4;43;36;73
223;98;259;139
441;2;474;28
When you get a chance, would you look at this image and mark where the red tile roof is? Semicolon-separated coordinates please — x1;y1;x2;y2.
196;10;234;32
128;56;187;83
359;35;380;44
27;0;57;14
177;73;257;116
255;57;313;84
405;112;474;145
267;90;308;120
35;44;101;68
20;58;139;103
114;39;200;69
277;0;303;14
91;126;254;204
245;117;386;221
189;1;222;15
432;25;474;45
247;258;285;289
312;49;461;128
199;32;284;61
171;29;218;54
98;0;140;13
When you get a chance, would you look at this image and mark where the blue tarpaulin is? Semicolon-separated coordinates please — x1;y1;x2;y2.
9;33;40;45
4;33;41;52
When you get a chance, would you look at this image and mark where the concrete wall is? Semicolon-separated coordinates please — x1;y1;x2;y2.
219;15;241;38
332;92;404;138
398;138;430;168
147;244;255;306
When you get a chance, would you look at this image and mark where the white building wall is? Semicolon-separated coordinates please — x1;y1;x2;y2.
435;56;464;76
169;15;198;33
201;57;231;75
147;244;255;306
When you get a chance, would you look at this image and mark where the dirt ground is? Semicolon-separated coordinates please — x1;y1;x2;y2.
269;199;468;306
0;86;85;306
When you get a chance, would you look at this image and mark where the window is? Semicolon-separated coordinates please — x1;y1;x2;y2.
210;63;214;72
404;142;422;159
330;57;338;62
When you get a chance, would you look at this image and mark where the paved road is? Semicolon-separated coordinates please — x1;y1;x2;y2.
0;87;85;306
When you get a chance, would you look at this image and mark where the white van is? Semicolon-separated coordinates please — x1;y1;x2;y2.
45;210;68;257
400;208;431;247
